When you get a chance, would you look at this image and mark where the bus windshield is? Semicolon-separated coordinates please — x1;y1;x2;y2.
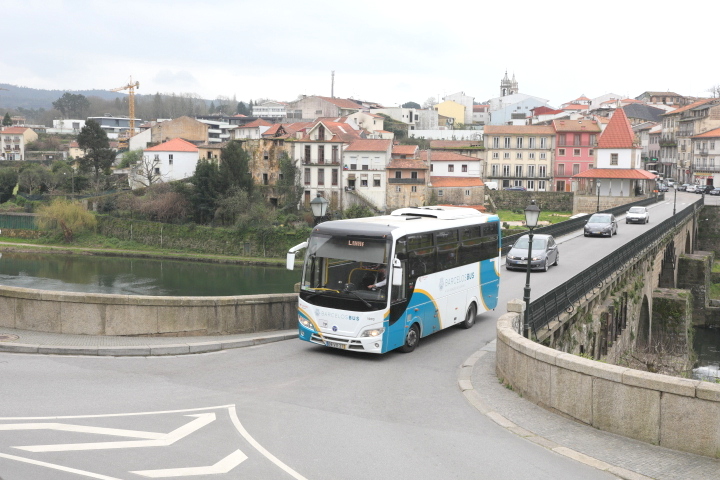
300;234;391;311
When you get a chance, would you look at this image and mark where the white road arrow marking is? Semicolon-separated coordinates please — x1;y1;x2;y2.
130;449;247;478
11;413;215;452
0;422;164;439
0;452;123;480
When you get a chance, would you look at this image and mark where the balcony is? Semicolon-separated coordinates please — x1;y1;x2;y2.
698;149;709;156
692;165;720;173
388;178;424;185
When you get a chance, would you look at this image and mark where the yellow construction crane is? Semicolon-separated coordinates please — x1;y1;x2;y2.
110;77;139;148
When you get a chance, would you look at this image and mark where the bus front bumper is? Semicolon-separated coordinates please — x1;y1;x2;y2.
299;324;384;354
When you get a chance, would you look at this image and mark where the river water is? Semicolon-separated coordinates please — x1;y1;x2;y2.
0;251;301;296
693;326;720;381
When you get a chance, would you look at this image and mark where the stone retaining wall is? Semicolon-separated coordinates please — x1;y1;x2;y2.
496;308;720;459
0;285;298;336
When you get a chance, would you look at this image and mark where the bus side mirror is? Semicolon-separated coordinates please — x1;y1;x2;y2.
392;257;403;286
286;241;308;270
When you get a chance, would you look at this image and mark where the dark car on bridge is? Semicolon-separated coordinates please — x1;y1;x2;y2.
696;185;714;194
584;213;618;237
505;234;559;272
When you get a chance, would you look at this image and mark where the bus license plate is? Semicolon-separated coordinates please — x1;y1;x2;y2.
326;341;347;349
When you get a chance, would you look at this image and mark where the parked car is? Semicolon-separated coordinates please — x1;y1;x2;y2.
584;213;618;237
709;188;720;196
685;184;698;193
503;186;526;191
505;234;559;272
657;183;669;192
695;185;713;194
666;179;677;187
626;206;650;224
677;184;691;191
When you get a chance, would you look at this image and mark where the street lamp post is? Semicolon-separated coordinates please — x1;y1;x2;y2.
522;200;541;339
596;180;602;212
673;184;677;215
310;193;329;225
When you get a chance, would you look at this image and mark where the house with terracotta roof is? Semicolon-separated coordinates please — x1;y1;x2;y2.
340;139;393;211
131;138;199;188
635;91;690;108
0;126;38;161
233;118;273;140
660;99;720;183
428;176;485;206
552;119;601;192
296;119;363;210
391;145;418;159
386;158;428;210
690;127;720;186
483;125;555;191
286;96;364;121
572;108;656;204
420;150;482;178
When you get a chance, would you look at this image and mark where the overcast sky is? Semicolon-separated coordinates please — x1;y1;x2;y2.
5;0;718;109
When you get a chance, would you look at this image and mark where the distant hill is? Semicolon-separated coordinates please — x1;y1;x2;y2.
0;83;127;110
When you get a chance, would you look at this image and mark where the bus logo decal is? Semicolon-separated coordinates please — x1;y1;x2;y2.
332;325;338;332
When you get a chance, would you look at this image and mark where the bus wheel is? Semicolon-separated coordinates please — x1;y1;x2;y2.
459;303;476;329
400;324;420;353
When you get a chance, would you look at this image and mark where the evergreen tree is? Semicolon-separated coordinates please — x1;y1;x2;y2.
76;119;114;179
2;112;11;126
218;140;253;195
190;159;221;224
276;152;302;211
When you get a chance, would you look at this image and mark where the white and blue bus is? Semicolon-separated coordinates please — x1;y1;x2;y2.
286;206;501;353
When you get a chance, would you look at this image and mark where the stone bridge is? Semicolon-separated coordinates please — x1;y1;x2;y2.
496;202;720;459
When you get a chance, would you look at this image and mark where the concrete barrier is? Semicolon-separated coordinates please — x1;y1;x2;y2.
497;310;720;459
0;285;298;336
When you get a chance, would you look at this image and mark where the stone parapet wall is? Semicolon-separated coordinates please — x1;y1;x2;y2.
496;311;720;459
0;285;298;336
486;191;573;212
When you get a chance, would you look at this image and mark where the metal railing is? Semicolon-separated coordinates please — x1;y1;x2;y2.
525;198;697;338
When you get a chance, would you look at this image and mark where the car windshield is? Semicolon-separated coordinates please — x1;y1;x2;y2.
588;214;611;224
628;207;645;213
513;237;547;249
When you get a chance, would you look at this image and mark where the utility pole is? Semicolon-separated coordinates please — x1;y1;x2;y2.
331;71;335;98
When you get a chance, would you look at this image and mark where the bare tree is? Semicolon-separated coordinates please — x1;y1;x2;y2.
707;85;720;98
131;154;168;188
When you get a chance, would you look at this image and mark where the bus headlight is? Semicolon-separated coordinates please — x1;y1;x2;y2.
361;328;385;337
299;316;313;328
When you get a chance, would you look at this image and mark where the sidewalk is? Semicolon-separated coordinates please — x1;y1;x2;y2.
460;341;720;480
0;327;298;356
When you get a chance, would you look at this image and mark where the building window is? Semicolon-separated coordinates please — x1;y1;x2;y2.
411;171;418;179
438;189;444;196
573;149;580;156
411;186;417;192
154;167;160;175
503;152;510;159
559;134;566;146
350;163;357;170
540;137;547;149
168;155;173;165
589;149;594;156
538;180;546;190
362;165;369;170
493;137;499;148
361;179;368;187
574;134;581;146
492;152;499;159
491;164;499;176
516;152;522;160
528;165;535;178
430;164;434;172
515;165;523;177
540;153;546;160
448;165;454;172
332;169;338;186
539;165;547;177
373;178;381;187
465;189;470;196
516;137;523;149
528;152;535;160
395;171;402;179
558;164;565;176
317;168;325;186
611;153;619;165
527;180;534;190
573;164;580;175
305;145;311;162
559;148;566;156
504;137;511;148
462;164;467;172
396;186;401;192
332;145;339;162
304;168;310;185
528;137;536;148
502;165;511;176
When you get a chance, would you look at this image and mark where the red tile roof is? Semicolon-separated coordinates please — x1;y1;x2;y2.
573;168;657;179
240;119;272;128
662;98;717;116
552;119;601;133
693;127;720;139
145;137;198;152
419;150;478;162
597;109;635;149
317;97;363;110
387;159;428;169
563;104;589;110
430;176;484;187
1;127;31;134
392;145;418;155
532;106;564;116
344;139;392;152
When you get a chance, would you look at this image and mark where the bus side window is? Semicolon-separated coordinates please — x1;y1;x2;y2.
436;229;459;270
409;247;436;277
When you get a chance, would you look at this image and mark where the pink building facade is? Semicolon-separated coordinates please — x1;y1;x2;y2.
552;119;601;192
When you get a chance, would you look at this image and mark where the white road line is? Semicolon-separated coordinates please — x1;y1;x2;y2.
131;449;248;478
0;404;234;421
228;406;309;480
14;413;215;452
0;422;164;439
0;452;123;480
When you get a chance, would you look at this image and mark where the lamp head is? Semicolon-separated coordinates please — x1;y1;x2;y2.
524;200;541;228
310;193;329;218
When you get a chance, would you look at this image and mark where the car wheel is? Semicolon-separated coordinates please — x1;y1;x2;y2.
543;258;549;272
552;252;559;266
626;220;629;224
458;303;476;329
399;324;420;353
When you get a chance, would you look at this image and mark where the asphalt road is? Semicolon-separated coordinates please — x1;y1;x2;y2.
0;192;703;480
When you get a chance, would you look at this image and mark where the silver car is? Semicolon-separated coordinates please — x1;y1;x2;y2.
584;213;618;237
506;234;559;272
626;206;649;224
